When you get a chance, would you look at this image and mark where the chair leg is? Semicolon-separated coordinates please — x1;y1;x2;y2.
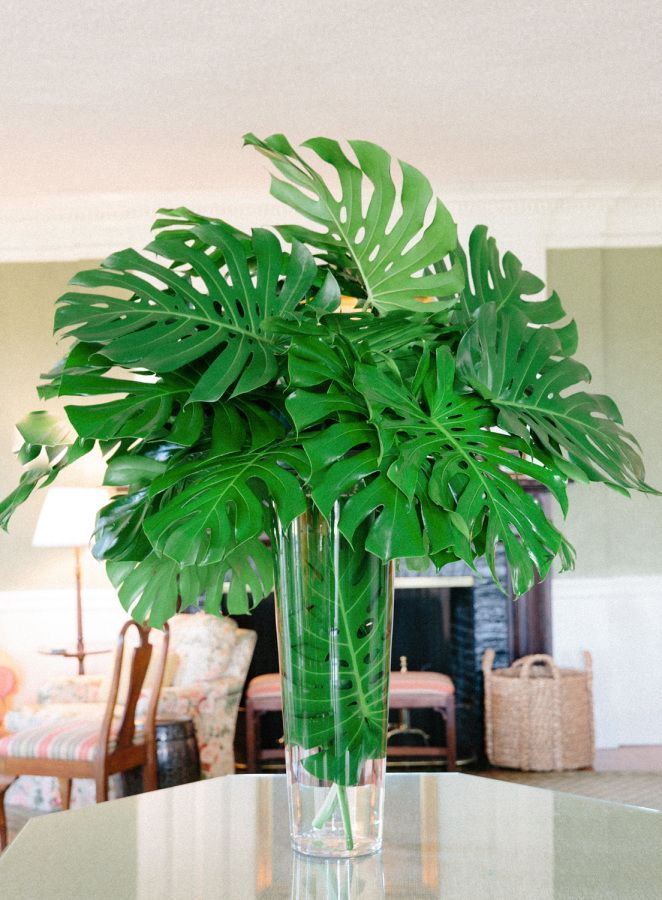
443;696;457;772
95;772;109;803
58;778;72;811
0;778;17;851
246;701;258;774
0;789;8;851
143;745;158;792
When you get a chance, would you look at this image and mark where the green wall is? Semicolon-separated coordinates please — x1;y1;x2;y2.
0;260;110;591
547;247;662;577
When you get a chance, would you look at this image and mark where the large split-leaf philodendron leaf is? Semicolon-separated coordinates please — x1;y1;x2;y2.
144;445;309;567
244;132;464;313
107;536;274;627
55;227;321;402
0;411;93;530
300;422;426;559
454;225;578;356
354;348;573;594
456;303;656;494
45;371;204;444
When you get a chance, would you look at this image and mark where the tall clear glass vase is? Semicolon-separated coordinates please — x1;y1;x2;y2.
272;497;394;858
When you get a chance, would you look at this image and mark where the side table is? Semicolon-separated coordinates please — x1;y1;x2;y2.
121;718;200;795
37;647;112;675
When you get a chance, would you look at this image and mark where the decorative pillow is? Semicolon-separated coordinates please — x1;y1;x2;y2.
169;613;238;686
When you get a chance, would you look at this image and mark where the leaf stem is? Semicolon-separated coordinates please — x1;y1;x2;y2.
311;782;354;851
337;785;354;851
312;783;339;829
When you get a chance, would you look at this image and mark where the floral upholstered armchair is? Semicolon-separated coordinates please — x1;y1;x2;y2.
4;613;256;812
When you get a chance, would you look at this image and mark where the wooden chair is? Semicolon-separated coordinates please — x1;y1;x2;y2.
0;621;168;849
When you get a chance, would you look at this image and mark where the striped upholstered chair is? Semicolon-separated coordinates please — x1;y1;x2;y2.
0;621;168;849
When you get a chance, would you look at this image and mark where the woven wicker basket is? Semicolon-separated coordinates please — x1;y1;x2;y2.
482;649;594;771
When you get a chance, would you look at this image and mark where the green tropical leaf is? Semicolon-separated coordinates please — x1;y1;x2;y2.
151;206;250;254
93;490;153;562
0;412;93;530
55;227;321;402
301;422;426;559
108;537;274;627
0;469;50;530
211;397;286;454
354;348;573;593
454;225;578;355
144;445;308;567
47;371;204;444
340;474;426;559
244;132;464;313
456;303;656;495
103;456;167;488
16;410;72;448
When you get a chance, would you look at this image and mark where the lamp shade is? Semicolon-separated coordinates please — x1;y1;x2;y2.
33;487;109;549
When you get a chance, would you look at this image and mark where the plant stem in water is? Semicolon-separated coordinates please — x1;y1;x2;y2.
337;785;354;851
312;783;339;830
311;782;354;851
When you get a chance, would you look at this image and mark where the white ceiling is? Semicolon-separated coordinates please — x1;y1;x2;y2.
1;0;661;199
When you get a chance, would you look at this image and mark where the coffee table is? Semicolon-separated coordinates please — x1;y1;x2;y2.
1;773;661;898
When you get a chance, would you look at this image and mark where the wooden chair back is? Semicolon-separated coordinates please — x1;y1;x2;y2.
99;620;170;754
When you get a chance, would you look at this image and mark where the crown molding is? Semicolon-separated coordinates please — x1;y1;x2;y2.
0;181;661;263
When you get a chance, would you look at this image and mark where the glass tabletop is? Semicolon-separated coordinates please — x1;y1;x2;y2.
1;773;661;899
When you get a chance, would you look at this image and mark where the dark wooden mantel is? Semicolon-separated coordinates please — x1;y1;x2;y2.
509;480;554;658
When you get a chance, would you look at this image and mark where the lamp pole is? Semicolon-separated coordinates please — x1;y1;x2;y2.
74;545;85;675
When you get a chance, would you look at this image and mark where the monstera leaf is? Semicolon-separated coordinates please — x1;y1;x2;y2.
210;396;286;454
453;225;578;356
456;303;654;494
354;348;573;593
151;206;252;262
55;226;321;402
244;133;464;313
0;412;92;529
143;444;309;567
300;422;426;559
107;536;273;627
93;489;154;562
44;371;204;445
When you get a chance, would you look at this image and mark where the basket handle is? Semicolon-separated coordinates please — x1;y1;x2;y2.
514;654;560;679
482;648;496;676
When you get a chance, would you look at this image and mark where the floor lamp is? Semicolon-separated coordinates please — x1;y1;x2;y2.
33;487;109;675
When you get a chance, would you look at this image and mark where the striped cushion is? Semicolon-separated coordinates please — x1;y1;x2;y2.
247;673;281;700
390;671;454;696
0;720;144;762
247;670;454;703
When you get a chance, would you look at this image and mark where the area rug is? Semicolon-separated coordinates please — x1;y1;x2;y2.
478;769;662;811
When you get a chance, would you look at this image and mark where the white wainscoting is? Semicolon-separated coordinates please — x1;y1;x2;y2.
3;578;661;750
552;575;662;748
0;589;125;707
